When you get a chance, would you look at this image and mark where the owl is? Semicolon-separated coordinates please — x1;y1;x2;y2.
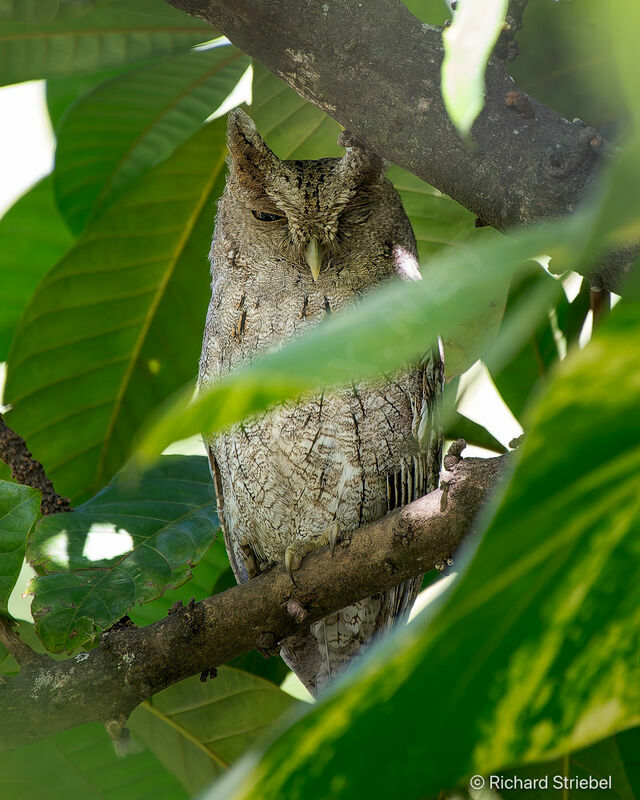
198;109;443;696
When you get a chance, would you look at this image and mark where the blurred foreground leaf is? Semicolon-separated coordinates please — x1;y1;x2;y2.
442;0;508;137
500;726;640;800
132;213;585;464
201;297;640;799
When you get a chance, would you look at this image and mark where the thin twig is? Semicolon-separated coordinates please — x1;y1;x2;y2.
0;617;43;666
495;0;530;61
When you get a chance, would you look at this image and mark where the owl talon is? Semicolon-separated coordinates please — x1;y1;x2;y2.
284;544;303;586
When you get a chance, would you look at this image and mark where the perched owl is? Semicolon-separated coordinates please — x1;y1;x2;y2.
199;109;443;696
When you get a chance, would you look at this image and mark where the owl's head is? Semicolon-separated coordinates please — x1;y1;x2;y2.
219;109;420;286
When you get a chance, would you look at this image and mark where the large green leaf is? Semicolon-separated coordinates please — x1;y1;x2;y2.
0;480;40;616
500;726;640;800
4;118;226;503
54;45;249;234
202;298;640;800
0;177;73;361
0;0;213;86
0;721;187;800
132;212;584;464
28;455;218;652
442;0;508;137
129;668;297;796
46;65;133;132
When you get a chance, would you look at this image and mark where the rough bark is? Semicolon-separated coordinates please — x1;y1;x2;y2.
0;451;508;751
0;413;71;515
164;0;605;236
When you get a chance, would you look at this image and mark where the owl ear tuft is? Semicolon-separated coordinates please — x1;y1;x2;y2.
336;129;385;183
226;108;277;194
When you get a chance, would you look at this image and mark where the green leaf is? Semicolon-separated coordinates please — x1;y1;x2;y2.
607;0;640;128
204;298;640;800
46;65;134;132
445;411;506;454
54;45;249;233
0;0;213;86
0;177;73;361
0;480;40;617
387;165;496;261
250;65;343;159
491;270;589;422
127;535;228;627
402;0;451;26
129;668;297;796
500;727;640;800
510;0;624;130
28;455;217;653
442;0;508;137
132;215;585;465
4;118;226;503
0;721;187;800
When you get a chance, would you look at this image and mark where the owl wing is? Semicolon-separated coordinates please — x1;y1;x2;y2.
206;447;251;584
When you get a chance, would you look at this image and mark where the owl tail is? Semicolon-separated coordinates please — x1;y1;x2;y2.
279;576;422;697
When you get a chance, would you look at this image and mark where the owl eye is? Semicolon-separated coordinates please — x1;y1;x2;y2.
251;210;285;222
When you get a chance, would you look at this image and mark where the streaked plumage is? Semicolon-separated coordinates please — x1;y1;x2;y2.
199;109;443;695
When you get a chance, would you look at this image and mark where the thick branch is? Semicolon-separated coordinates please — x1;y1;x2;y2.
0;413;71;515
0;452;508;750
165;0;605;237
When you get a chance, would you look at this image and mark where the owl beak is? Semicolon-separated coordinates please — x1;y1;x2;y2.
305;236;322;282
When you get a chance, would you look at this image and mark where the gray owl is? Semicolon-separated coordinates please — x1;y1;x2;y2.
199;109;443;696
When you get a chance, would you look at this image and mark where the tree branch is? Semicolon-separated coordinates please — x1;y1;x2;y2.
0;450;509;751
0;617;43;667
164;0;607;242
0;413;71;515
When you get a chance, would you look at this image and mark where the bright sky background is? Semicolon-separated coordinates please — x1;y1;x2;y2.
0;81;54;214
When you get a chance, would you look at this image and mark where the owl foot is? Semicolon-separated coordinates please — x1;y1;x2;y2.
284;522;341;585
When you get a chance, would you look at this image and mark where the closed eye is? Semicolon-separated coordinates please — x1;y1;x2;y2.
251;210;286;222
